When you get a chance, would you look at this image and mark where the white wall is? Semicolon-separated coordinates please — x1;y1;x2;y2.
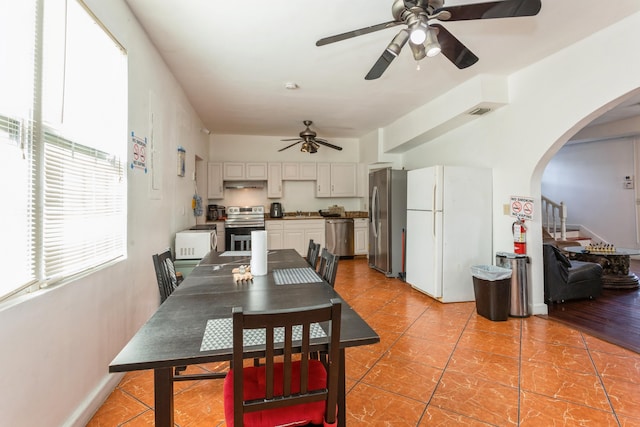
208;133;363;212
542;138;638;248
0;1;209;426
2;2;640;426
393;11;640;315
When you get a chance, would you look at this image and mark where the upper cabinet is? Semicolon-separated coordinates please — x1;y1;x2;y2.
207;162;224;199
223;162;267;180
282;162;317;180
267;162;282;198
316;162;357;198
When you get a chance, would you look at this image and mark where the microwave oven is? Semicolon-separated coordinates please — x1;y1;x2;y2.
175;230;217;259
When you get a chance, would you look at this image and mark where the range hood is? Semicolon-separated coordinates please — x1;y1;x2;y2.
224;180;265;189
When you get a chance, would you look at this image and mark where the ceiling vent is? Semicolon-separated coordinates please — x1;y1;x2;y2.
468;107;492;116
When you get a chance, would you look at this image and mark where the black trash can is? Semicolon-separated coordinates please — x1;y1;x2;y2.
471;265;512;321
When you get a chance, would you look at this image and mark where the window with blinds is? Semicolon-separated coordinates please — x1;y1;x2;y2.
0;0;127;301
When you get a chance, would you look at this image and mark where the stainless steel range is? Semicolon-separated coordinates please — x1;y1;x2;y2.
224;206;265;250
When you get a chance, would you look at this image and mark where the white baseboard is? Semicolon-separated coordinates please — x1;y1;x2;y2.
63;373;125;427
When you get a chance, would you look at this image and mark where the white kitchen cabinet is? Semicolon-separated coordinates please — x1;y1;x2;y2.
223;162;244;180
316;162;357;197
282;162;317;180
316;163;331;197
299;163;317;180
282;163;299;180
281;219;325;256
354;218;368;255
207;162;224;199
246;162;268;179
267;163;282;198
223;162;267;180
266;221;283;249
215;221;225;252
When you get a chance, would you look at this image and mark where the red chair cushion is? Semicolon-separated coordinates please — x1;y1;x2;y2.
223;359;334;427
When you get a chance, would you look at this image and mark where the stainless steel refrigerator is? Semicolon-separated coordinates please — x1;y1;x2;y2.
368;168;407;278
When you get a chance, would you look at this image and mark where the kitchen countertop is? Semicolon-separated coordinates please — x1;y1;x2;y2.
202;211;368;224
266;211;369;220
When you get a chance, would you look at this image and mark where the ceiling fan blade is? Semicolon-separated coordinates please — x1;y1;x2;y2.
365;29;409;80
316;21;402;46
314;140;343;151
435;0;541;21
278;140;302;152
431;24;478;69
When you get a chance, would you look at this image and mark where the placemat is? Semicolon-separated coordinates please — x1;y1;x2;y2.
273;267;323;285
220;251;251;257
200;318;327;352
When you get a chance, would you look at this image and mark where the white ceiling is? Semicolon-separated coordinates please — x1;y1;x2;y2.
123;0;640;140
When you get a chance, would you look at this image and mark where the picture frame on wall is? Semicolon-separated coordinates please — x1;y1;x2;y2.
177;146;186;177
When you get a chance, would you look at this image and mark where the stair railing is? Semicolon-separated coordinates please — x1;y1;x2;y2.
541;196;567;241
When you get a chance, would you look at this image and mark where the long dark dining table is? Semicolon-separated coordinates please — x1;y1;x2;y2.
109;249;379;426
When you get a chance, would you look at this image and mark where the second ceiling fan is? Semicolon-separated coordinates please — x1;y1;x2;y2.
279;121;342;153
316;0;542;80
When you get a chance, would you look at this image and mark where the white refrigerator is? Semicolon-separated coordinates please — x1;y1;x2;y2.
405;165;492;302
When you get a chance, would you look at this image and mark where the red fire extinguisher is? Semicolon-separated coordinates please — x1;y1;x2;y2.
512;219;527;254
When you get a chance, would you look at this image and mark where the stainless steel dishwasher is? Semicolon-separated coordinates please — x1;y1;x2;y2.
325;218;354;257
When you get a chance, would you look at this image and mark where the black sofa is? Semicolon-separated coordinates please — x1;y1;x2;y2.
543;244;603;303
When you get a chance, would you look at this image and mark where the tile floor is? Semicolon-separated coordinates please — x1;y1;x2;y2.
89;257;640;426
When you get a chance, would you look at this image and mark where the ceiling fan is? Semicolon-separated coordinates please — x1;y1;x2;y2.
316;0;542;80
279;121;343;153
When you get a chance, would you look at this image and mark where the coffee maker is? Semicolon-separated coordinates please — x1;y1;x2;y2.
270;202;283;218
207;204;218;221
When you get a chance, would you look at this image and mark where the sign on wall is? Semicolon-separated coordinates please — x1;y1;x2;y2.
130;131;147;173
510;195;534;221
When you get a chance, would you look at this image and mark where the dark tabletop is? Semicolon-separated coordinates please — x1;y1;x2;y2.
109;249;379;372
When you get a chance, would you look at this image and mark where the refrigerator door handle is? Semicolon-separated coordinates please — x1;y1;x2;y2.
371;186;379;238
432;185;437;238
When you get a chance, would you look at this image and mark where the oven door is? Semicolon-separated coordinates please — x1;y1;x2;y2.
225;226;265;251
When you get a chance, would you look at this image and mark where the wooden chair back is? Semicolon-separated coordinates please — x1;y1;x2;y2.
318;248;339;288
306;239;321;269
152;249;180;303
231;234;251;251
229;299;342;427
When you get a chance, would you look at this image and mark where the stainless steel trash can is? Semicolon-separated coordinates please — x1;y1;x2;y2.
496;252;530;317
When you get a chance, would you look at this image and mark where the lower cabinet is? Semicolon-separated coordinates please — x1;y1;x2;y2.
266;221;284;250
215;221;225;252
267;219;325;256
354;218;368;256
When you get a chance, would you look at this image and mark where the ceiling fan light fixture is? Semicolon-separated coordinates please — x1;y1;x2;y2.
424;28;441;57
386;29;409;56
409;19;428;45
409;42;426;61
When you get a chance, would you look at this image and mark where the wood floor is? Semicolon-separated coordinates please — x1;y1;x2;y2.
546;259;640;354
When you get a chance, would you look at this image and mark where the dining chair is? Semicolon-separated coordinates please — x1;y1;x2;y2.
306;239;321;269
223;299;342;427
152;249;227;381
231;234;252;251
317;248;339;288
152;249;183;303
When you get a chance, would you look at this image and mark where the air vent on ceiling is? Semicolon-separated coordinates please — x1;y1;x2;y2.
468;107;492;116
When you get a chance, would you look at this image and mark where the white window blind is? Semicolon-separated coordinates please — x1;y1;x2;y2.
0;0;127;300
42;133;125;281
0;0;37;298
